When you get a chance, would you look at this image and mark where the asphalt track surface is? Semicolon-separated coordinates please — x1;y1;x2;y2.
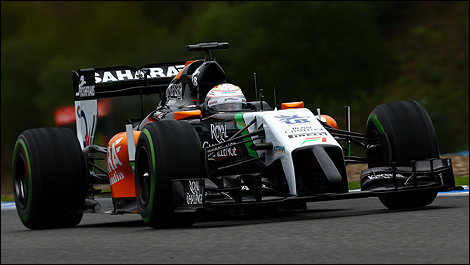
2;192;468;264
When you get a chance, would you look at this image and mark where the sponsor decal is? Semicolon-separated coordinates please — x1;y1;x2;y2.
107;137;124;171
203;124;237;157
109;171;125;185
203;141;237;157
275;114;310;124
300;137;327;145
192;66;201;86
94;65;184;83
186;180;203;205
285;126;319;134
223;98;239;102
213;84;241;91
273;145;286;154
288;131;328;139
77;75;95;98
210;124;228;143
76;105;91;147
166;83;183;99
365;173;408;180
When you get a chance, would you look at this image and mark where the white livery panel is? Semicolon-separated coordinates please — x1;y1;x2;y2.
240;108;342;195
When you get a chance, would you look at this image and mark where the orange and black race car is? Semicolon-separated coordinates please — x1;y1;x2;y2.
12;42;461;229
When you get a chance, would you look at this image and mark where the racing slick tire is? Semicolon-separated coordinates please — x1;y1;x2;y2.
12;127;86;229
135;120;202;228
365;101;440;209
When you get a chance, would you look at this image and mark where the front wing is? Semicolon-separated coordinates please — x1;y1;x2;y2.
171;158;459;213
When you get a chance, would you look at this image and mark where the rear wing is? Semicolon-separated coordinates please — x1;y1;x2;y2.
73;62;186;149
72;62;186;100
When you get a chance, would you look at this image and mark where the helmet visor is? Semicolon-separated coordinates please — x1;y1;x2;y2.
211;103;245;111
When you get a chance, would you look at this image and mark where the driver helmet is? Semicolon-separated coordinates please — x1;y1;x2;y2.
204;83;246;112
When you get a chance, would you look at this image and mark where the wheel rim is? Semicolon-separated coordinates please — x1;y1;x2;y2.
136;146;151;206
14;153;29;209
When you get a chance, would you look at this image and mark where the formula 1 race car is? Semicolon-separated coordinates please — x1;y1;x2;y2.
12;42;459;229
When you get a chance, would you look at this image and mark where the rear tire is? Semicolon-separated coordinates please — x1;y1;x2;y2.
365;101;440;209
135;121;202;228
12;128;86;229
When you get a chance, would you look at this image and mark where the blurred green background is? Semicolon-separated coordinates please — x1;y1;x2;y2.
1;1;468;190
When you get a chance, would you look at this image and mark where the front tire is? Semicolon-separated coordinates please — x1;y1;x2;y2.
365;101;440;209
135;121;202;228
12;128;87;229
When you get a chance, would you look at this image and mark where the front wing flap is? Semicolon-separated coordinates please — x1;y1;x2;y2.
360;158;456;191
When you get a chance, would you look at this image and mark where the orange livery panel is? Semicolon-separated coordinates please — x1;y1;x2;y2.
107;130;141;198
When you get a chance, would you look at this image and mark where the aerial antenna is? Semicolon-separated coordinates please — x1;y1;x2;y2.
259;88;264;111
254;73;258;101
273;86;277;110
